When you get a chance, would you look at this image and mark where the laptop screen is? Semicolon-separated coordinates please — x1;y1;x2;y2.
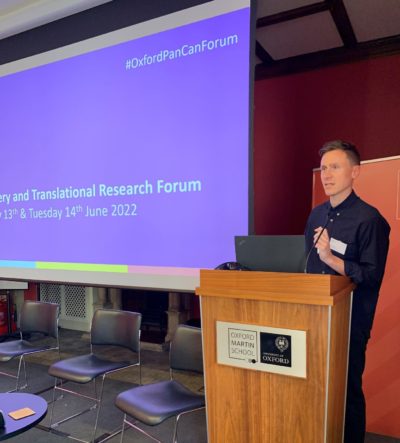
235;235;306;273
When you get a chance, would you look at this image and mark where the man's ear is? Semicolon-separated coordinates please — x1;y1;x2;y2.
351;164;361;179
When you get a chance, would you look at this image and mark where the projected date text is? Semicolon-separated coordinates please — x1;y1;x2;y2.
0;203;138;222
112;203;137;216
1;208;19;220
85;203;137;217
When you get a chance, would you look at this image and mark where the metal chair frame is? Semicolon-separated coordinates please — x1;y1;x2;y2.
0;300;60;392
48;309;141;443
120;406;205;443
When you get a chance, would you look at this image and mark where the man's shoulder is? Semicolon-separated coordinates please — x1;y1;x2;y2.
309;201;328;216
355;197;386;220
354;197;390;230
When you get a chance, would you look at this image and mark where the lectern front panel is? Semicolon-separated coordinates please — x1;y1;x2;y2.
196;271;352;443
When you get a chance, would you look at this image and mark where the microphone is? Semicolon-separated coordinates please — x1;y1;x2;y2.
304;215;330;273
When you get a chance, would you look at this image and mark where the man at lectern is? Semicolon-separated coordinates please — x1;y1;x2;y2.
304;140;390;443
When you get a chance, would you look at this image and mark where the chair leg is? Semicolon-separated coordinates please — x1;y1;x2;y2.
15;357;22;392
172;416;179;443
49;380;97;431
8;355;27;392
172;407;205;443
91;374;106;443
119;416;126;443
122;418;161;443
21;356;28;389
48;377;59;428
49;376;105;442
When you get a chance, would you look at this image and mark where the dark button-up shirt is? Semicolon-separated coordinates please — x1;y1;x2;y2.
305;191;390;335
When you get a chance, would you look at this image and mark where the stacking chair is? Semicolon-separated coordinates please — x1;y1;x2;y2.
48;308;141;443
0;300;60;392
115;324;205;443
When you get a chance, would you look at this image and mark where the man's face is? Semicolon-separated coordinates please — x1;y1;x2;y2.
320;149;360;204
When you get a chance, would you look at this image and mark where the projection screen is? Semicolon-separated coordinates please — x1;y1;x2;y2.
0;0;254;291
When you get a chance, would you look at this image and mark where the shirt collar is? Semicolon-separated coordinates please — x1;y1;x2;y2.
325;190;359;213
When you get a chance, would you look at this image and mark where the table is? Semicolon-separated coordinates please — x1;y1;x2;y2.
0;393;47;440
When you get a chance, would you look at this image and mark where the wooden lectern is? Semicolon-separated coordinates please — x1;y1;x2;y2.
195;270;354;443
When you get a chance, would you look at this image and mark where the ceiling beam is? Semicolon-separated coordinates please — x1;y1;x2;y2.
257;2;327;28
327;0;357;47
255;34;400;80
255;40;274;64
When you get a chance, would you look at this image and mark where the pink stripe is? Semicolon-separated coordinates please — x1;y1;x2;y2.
128;265;201;276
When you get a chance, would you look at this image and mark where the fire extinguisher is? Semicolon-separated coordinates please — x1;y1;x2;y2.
0;298;7;334
0;296;17;334
10;302;17;332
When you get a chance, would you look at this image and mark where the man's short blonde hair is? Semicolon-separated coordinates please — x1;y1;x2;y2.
319;140;361;165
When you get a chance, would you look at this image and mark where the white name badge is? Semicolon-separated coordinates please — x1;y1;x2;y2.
330;237;347;255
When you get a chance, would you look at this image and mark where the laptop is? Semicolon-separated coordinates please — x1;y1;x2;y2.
234;235;306;273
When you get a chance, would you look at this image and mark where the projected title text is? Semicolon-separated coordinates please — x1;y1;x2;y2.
0;179;202;221
0;179;201;205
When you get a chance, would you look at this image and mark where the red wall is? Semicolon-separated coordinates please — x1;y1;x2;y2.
254;53;400;235
313;159;400;438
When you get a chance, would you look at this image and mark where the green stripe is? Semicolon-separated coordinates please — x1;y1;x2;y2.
36;262;128;273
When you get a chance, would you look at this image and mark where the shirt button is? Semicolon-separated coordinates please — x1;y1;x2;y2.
322;270;325;274
330;219;334;222
337;213;340;216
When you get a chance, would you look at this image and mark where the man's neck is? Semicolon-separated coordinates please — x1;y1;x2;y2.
329;188;353;208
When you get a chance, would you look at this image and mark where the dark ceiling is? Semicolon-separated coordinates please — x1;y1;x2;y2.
255;0;400;79
1;1;400;79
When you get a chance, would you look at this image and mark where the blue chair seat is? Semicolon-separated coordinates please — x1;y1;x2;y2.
0;340;52;362
115;380;205;426
48;354;131;384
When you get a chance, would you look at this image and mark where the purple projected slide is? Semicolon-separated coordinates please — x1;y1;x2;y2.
0;8;250;270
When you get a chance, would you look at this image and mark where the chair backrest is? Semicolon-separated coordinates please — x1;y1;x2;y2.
20;301;59;338
170;325;203;374
91;309;141;353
